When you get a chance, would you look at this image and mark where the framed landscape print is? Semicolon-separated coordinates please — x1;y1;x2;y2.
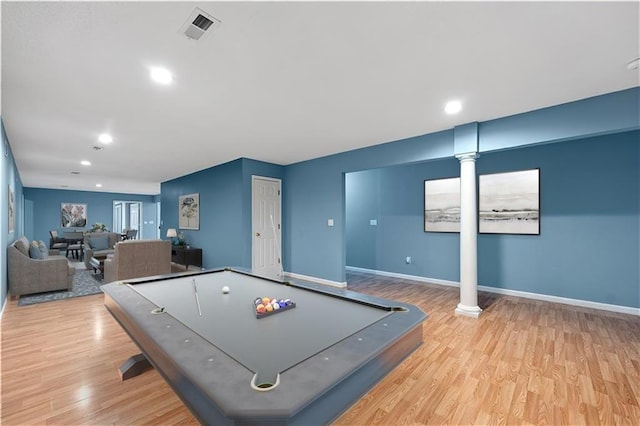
479;169;540;235
61;203;87;228
179;193;199;230
424;177;460;233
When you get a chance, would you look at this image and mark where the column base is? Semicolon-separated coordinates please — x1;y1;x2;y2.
455;303;483;318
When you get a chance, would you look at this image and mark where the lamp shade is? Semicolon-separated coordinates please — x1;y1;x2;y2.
166;228;177;238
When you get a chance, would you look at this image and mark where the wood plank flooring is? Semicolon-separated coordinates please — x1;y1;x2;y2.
1;271;639;425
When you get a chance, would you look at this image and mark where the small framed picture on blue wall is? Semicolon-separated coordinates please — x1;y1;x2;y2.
179;193;199;230
61;203;87;228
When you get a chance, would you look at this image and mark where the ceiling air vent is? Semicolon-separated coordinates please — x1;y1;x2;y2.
180;8;221;41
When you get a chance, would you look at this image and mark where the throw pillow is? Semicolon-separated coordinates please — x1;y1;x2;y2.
89;235;109;251
38;240;49;259
29;241;43;259
14;238;29;256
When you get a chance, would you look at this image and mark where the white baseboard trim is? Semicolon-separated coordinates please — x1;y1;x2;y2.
285;271;347;288
346;266;640;316
347;266;460;288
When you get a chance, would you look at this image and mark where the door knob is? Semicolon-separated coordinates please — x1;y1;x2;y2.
256;232;261;237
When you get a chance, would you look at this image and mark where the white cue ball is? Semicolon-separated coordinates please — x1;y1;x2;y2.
222;286;230;294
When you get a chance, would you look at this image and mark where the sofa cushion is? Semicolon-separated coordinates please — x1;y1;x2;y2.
14;237;30;257
89;235;109;250
29;241;44;259
38;240;49;259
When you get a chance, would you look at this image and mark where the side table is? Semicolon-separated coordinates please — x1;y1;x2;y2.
171;246;202;269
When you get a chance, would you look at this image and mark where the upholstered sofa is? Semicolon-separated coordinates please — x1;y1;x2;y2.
104;239;171;283
83;232;122;269
7;236;75;297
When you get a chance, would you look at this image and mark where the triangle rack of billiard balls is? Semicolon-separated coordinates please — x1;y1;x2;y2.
254;297;296;319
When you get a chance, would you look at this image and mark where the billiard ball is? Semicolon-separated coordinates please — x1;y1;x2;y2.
262;297;271;304
272;302;280;310
265;304;273;312
222;286;230;294
254;298;262;306
256;304;266;313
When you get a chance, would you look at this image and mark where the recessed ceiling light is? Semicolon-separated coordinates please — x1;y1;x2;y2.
98;133;113;144
150;67;173;84
96;183;103;188
445;100;462;114
81;160;91;166
71;171;80;175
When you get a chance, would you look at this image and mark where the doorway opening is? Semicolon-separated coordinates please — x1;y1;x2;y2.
113;201;143;238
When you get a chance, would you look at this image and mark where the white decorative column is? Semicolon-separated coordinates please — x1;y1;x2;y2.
455;153;482;318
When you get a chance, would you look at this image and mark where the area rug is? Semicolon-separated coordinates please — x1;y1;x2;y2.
18;269;103;306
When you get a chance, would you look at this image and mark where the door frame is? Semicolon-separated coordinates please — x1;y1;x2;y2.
113;200;143;237
251;175;282;275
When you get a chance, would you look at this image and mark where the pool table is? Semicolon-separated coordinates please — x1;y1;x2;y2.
103;268;427;425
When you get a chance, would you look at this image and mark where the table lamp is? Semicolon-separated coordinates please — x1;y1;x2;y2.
166;228;177;241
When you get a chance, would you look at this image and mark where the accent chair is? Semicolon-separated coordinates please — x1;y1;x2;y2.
49;230;68;251
103;239;171;283
83;232;122;269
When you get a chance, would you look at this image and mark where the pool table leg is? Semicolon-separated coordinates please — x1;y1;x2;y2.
119;353;153;381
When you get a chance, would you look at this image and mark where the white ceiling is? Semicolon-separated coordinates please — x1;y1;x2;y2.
2;1;639;195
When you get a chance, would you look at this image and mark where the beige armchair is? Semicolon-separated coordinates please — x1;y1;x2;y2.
83;232;122;269
104;239;171;283
8;236;75;297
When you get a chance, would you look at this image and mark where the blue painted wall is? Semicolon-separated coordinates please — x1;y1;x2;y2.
346;160;462;281
286;88;639;285
161;159;243;269
1;120;25;308
142;202;158;239
346;131;639;308
284;130;454;281
160;158;284;270
23;188;156;244
346;169;381;268
478;131;639;307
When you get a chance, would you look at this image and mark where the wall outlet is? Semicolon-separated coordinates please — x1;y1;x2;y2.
406;256;411;264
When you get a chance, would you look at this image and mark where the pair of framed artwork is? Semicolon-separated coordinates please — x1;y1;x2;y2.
59;193;201;231
424;169;539;235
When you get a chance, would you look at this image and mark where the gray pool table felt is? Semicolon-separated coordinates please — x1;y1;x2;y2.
132;271;390;385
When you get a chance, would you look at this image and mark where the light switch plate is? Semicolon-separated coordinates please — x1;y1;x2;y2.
328;219;334;227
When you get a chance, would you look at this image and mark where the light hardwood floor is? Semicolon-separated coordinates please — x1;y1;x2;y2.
1;271;638;425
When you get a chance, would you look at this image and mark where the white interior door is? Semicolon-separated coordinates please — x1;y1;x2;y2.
129;203;139;230
252;176;282;278
113;203;122;233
